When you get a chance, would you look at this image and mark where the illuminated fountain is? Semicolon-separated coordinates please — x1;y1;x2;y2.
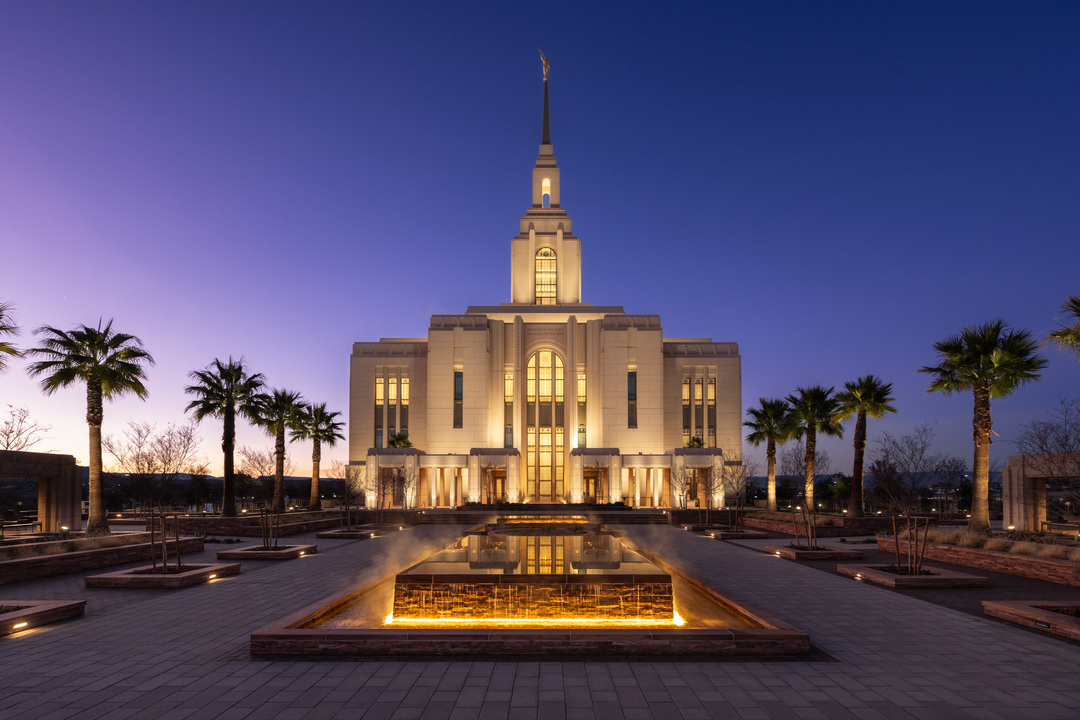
251;516;809;656
387;532;680;627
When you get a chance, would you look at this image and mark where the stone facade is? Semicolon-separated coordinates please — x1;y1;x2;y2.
349;77;742;510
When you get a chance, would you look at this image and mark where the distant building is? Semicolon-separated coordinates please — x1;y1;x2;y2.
349;72;742;509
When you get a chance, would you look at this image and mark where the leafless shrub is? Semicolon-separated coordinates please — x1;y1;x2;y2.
1011;541;1038;555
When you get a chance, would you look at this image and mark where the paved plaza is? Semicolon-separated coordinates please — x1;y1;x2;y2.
3;523;1080;719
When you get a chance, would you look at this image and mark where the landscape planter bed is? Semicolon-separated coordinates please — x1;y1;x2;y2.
0;537;205;585
84;562;240;588
982;600;1080;642
837;563;989;588
764;545;864;561
315;527;378;539
216;544;317;561
878;537;1080;587
1;600;86;636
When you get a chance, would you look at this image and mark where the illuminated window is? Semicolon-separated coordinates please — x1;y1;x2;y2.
387;377;397;435
695;378;704;434
535;248;556;305
577;372;586;448
374;375;384;448
542;177;551;208
504;373;514;448
708;378;716;446
526;351;565;500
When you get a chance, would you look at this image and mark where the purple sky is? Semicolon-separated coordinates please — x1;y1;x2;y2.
2;2;1078;477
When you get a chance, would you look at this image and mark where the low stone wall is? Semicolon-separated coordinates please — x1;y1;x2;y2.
742;515;893;537
0;537;205;585
877;537;1080;587
159;514;342;537
0;532;154;562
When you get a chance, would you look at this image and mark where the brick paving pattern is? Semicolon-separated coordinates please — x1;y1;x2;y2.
2;523;1079;719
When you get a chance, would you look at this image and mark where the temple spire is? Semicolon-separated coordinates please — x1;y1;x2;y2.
539;50;550;144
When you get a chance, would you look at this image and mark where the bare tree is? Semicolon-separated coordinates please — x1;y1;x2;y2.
104;422;206;510
1013;399;1080;517
870;424;967;575
400;461;418;510
780;441;830;505
669;462;690;509
238;445;292;506
0;405;51;451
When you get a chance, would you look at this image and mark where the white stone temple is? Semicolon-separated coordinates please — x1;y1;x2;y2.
349;68;742;509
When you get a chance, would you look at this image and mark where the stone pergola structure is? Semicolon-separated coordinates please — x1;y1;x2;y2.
0;450;82;532
1002;452;1080;531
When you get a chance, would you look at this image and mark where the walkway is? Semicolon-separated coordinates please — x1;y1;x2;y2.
1;523;1079;719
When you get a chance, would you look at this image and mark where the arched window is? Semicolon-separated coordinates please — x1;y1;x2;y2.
535;247;556;305
541;177;551;208
526;350;564;501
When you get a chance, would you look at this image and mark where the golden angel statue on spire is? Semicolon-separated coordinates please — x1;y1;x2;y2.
539;49;549;81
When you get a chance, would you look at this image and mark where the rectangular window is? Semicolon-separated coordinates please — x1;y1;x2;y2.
504;373;514;445
627;371;637;429
682;377;691;431
694;378;704;434
453;371;463;429
374;375;384;448
707;378;716;445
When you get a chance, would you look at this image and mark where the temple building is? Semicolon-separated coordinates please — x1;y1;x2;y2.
349;69;742;509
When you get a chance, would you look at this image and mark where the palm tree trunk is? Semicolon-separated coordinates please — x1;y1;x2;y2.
847;411;867;516
766;441;777;512
86;381;109;535
804;426;816;508
310;438;322;510
273;426;286;513
969;386;992;533
221;406;237;517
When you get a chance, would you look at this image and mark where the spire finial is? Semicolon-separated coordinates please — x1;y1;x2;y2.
539;49;551;145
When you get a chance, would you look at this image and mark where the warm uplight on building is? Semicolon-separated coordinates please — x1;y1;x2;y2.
13;622;28;629
208;574;217;579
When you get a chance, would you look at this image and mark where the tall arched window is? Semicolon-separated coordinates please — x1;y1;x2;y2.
535;247;556;305
526;350;564;501
541;177;551;208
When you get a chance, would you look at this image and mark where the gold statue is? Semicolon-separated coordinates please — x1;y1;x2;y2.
539;49;549;81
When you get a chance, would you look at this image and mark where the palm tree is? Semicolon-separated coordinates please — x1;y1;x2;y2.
25;319;154;534
835;375;897;517
252;388;305;512
184;358;265;517
920;320;1046;532
0;301;21;373
387;432;412;448
1046;295;1080;359
291;402;344;510
744;398;794;512
785;386;844;509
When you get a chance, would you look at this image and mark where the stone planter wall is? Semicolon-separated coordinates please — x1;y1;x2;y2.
741;515;894;537
877;537;1080;587
0;537;204;585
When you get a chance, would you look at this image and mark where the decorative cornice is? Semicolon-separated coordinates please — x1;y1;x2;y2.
602;315;662;330
430;315;489;330
353;342;428;357
663;342;739;356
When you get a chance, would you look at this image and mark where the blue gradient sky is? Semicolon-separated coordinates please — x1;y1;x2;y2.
2;2;1078;476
